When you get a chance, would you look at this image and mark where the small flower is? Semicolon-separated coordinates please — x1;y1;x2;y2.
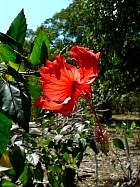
34;45;100;116
95;126;109;144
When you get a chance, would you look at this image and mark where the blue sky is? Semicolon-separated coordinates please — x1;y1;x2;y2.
0;0;71;33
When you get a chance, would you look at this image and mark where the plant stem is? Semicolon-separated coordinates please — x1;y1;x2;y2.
88;99;108;144
124;129;132;180
111;148;128;177
94;152;99;187
88;100;102;129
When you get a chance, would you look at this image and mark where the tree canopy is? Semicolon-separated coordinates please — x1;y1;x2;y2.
36;0;140;112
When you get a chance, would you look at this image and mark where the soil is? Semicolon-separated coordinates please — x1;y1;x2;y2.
77;128;140;187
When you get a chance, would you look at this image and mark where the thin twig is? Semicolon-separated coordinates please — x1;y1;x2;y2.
94;152;99;187
111;148;128;177
124;129;132;180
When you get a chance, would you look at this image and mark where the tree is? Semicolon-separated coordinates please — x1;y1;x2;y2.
39;0;140;112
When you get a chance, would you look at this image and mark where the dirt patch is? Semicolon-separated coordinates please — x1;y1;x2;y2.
77;129;140;187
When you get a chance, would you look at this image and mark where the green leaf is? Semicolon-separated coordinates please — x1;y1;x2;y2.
0;82;31;131
121;122;130;129
50;165;61;173
0;44;16;63
63;152;69;161
126;130;134;138
1;179;16;187
0;33;30;68
6;65;25;83
89;139;99;154
113;138;125;150
10;145;25;180
101;143;109;155
33;163;44;182
30;31;50;65
76;152;84;167
28;75;41;100
79;138;87;151
63;167;75;187
7;61;25;74
0;32;22;50
20;166;30;186
6;9;27;46
0;112;12;155
3;168;16;181
40;41;49;64
130;121;136;129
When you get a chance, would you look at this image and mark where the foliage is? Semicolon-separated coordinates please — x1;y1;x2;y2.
30;30;50;65
6;9;27;47
41;0;140;112
0;10;31;185
0;81;31;131
0;113;12;155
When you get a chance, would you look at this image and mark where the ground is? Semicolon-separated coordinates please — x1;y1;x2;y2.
77;128;140;187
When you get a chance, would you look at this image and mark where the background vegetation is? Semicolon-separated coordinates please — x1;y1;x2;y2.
31;0;140;114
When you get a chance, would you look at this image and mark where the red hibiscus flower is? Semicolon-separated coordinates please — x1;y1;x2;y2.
34;45;100;116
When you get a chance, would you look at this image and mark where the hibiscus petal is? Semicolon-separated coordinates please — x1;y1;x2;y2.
73;83;92;100
43;100;63;110
40;55;81;102
34;96;43;108
56;98;77;116
70;45;100;83
42;82;72;102
34;96;63;110
55;84;92;116
34;96;76;116
70;45;100;67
